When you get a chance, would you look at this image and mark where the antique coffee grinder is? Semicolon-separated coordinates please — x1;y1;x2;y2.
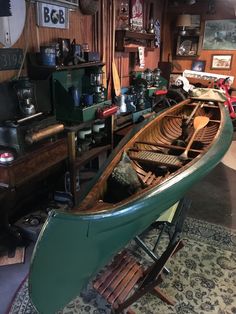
90;67;106;103
14;77;36;117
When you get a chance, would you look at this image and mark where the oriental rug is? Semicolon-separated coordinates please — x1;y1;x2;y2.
8;217;236;314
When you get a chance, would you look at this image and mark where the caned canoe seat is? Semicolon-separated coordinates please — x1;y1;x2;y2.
128;150;182;168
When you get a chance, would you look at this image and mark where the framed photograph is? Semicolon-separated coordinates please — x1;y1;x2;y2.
176;35;199;56
190;15;201;28
130;0;144;31
211;54;232;70
203;19;236;50
191;60;206;72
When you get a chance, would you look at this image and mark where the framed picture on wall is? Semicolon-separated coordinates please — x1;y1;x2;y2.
211;54;232;70
191;60;206;72
176;35;199;57
203;20;236;50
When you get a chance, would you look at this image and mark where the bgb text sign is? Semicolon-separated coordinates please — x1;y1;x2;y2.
36;2;69;29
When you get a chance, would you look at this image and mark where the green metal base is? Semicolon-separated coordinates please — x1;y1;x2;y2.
56;100;111;123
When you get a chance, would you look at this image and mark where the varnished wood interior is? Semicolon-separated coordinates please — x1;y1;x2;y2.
72;100;222;213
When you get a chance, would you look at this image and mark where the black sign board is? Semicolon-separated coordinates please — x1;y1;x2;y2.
0;48;23;71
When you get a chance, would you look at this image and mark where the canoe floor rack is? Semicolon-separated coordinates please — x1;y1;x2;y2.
93;241;183;314
93;198;190;313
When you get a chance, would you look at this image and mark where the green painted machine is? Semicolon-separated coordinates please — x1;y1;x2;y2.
52;63;110;123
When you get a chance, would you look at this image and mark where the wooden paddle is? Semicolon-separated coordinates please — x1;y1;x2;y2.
101;0;107;89
179;116;210;160
112;1;121;96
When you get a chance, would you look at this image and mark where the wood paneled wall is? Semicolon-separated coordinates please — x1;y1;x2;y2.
4;1;233;91
0;0;164;91
116;0;164;87
162;0;236;86
0;3;93;83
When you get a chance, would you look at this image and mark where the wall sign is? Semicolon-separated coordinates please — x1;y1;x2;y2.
36;2;69;29
130;0;144;31
0;48;23;71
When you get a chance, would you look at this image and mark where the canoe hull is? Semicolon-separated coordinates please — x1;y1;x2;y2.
29;102;233;313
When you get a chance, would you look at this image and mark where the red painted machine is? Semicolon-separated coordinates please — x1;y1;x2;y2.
96;104;118;119
215;77;236;119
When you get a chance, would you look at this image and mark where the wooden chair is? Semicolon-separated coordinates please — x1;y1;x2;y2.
93;198;190;314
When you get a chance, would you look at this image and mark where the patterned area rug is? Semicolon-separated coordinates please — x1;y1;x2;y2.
8;217;236;314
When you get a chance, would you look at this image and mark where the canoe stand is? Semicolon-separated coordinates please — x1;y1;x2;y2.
93;199;190;313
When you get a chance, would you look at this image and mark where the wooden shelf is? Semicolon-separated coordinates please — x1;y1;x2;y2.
27;53;104;79
115;30;155;52
123;46;155;53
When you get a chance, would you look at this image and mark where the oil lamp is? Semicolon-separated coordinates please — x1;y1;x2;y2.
153;68;161;87
14;77;36;117
143;68;153;87
90;68;104;91
90;68;105;103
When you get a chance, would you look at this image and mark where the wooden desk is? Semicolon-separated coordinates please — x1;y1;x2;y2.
0;138;68;189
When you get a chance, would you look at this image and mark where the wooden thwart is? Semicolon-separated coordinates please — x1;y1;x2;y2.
134;140;203;153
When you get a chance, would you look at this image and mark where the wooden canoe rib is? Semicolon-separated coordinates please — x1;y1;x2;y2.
29;99;233;313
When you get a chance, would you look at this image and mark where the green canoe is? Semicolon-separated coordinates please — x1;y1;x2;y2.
29;99;233;313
